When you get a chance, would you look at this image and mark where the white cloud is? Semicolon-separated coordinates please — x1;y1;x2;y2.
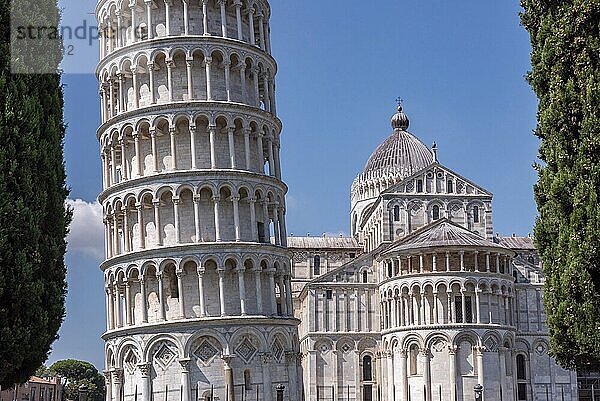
66;199;104;260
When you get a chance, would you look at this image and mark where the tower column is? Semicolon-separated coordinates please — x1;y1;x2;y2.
449;346;457;401
227;126;236;169
399;349;408;401
189;125;197;169
153;200;162;246
114;283;122;328
193;195;202;242
197;268;206;317
138;364;151;401
267;269;277;315
136;203;145;250
237;267;247;315
209;125;217;169
177;271;185;318
201;0;209;35
124;281;132;326
254;267;263;314
422;349;432;401
173;196;181;244
218;0;227;38
249;198;258;241
213;196;221;241
244;128;251;170
140;276;148;323
205;57;213;100
157;273;166;321
186;58;193;100
111;369;123;401
234;0;243;40
179;359;191;401
218;269;226;316
232;196;241;241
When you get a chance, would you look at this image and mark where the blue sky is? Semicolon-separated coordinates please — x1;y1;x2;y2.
51;0;539;369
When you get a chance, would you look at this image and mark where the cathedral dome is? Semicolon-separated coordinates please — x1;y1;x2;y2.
362;106;434;178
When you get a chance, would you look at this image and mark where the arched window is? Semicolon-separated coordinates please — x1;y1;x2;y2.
313;255;321;275
362;271;368;283
417;179;424;193
447;179;454;193
516;354;528;400
362;355;373;381
393;205;400;222
432;205;440;220
473;206;480;223
516;354;526;380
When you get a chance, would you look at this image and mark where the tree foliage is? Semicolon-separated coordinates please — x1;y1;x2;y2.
47;360;105;401
521;0;600;370
0;0;70;388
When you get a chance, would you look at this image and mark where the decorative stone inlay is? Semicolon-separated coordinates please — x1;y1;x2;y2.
432;340;446;353
484;336;499;352
235;337;258;363
193;339;220;365
535;343;546;355
154;342;177;369
273;339;284;362
340;342;353;353
124;349;138;374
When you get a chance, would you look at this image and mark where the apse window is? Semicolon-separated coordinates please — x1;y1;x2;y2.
326;290;333;300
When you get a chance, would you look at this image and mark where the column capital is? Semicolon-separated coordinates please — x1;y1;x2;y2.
111;368;124;383
189;124;197;133
221;354;236;366
137;362;151;377
178;358;192;372
260;352;272;365
212;196;221;203
204;57;213;66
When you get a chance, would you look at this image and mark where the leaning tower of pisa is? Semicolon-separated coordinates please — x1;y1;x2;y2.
95;1;300;400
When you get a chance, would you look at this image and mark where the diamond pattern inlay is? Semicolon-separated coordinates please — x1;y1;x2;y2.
124;349;138;374
154;342;176;369
193;340;220;364
235;337;258;363
273;339;284;362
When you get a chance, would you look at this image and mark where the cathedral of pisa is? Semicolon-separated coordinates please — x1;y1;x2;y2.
94;0;578;400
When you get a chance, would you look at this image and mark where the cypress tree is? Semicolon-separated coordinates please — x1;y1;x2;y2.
0;0;71;387
521;0;600;369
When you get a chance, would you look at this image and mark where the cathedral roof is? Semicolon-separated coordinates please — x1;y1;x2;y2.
286;236;360;250
361;106;434;179
495;235;536;250
383;219;509;254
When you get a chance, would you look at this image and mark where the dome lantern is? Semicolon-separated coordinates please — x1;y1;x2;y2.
391;105;410;130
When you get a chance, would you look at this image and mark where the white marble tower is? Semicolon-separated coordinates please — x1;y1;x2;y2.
95;1;301;400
